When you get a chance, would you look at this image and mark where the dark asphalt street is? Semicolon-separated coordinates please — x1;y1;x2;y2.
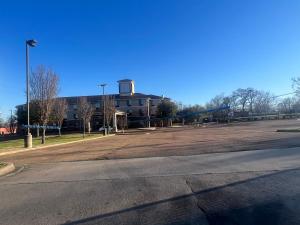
0;147;300;225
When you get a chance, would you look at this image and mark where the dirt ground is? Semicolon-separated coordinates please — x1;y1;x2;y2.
1;119;300;166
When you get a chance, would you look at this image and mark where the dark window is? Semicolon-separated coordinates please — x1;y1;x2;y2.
95;103;100;111
139;99;144;106
139;109;144;116
127;109;132;116
127;100;132;106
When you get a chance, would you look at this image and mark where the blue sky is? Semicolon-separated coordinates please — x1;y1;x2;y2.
1;0;300;118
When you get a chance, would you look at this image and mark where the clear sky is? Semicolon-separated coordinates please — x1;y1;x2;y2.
1;0;300;118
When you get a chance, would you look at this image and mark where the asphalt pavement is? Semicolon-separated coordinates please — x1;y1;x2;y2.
0;147;300;225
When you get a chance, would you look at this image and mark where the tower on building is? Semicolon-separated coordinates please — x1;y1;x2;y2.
118;79;135;96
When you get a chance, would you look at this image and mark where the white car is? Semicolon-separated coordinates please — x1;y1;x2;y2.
99;126;113;132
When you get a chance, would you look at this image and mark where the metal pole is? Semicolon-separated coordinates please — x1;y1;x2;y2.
26;42;30;135
24;40;36;148
97;84;107;135
147;98;150;128
102;85;105;131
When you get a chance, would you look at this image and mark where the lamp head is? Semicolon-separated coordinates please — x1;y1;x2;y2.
26;39;37;47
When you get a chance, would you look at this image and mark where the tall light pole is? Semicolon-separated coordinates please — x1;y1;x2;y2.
25;39;37;148
98;83;107;135
10;109;13;133
147;98;151;128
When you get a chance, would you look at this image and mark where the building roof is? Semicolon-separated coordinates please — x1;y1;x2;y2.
117;79;133;83
58;93;164;101
16;93;169;108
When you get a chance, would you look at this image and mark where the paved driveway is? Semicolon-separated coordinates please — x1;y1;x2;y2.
0;120;300;166
1;147;300;225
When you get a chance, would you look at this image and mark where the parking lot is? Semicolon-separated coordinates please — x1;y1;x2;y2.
1;119;300;225
0;119;299;166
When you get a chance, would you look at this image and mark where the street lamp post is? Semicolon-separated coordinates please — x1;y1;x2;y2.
98;84;107;135
24;39;37;148
147;98;151;128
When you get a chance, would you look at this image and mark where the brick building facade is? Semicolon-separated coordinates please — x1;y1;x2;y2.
60;79;165;130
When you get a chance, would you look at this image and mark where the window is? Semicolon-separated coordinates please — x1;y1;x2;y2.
95;103;100;110
139;109;144;116
127;109;132;116
139;99;144;106
115;100;120;107
120;83;130;93
127;100;132;106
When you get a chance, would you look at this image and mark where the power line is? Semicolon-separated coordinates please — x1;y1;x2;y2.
273;91;297;98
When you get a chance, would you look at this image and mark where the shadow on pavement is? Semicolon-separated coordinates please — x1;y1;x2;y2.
64;167;300;225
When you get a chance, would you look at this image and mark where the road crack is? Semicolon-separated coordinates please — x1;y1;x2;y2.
185;179;211;225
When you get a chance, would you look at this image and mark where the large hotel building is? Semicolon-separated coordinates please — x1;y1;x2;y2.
58;79;165;131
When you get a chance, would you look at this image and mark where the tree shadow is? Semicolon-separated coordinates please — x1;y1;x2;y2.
63;167;300;225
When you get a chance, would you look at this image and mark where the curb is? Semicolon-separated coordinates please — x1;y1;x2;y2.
0;134;115;157
277;129;300;132
0;163;15;176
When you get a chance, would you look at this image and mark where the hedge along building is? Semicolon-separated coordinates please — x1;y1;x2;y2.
61;79;165;131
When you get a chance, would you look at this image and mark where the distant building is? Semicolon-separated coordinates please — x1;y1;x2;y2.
58;79;166;130
16;79;167;131
0;126;16;135
0;127;9;135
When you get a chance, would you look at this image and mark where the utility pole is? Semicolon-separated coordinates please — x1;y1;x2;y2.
147;98;151;128
10;109;12;134
98;84;107;135
24;39;37;148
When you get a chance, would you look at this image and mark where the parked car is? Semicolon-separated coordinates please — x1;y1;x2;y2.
99;126;113;132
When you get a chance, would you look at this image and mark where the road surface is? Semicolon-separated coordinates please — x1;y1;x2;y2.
1;147;300;225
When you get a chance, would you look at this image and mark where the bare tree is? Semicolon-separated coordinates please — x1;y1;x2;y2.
52;98;68;136
253;91;274;114
277;97;295;114
0;116;4;128
232;88;258;114
292;77;300;96
206;94;230;121
8;114;17;134
104;96;116;129
30;65;59;144
248;88;257;114
78;97;94;137
232;88;248;112
228;94;239;112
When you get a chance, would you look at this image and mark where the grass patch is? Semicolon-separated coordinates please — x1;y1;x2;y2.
0;162;7;168
0;133;103;151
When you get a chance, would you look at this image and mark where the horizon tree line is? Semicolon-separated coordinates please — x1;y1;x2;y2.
4;71;300;135
175;79;300;123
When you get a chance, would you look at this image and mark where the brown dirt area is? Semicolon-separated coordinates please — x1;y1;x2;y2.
1;120;300;166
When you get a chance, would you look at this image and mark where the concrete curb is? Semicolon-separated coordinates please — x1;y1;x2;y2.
277;129;300;132
0;134;115;157
0;162;15;176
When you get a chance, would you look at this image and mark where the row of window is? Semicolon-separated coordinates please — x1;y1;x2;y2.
70;99;156;110
72;109;155;119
